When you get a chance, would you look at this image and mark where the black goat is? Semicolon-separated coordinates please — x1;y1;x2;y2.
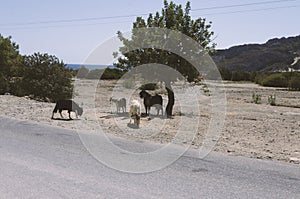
51;99;83;120
139;90;163;116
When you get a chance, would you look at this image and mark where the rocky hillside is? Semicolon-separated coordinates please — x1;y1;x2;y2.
212;35;300;72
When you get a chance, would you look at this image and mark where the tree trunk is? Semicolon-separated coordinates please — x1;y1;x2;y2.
165;81;174;118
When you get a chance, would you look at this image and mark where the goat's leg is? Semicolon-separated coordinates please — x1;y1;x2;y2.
59;110;63;118
157;105;163;116
68;111;73;120
133;115;138;126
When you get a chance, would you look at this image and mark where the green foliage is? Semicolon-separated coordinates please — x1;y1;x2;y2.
85;69;103;79
0;34;22;94
75;67;126;80
139;83;158;90
9;77;26;96
231;71;253;81
218;67;232;80
0;35;74;102
0;73;9;94
261;73;289;87
253;72;300;90
0;34;20;77
254;73;266;85
19;53;74;102
268;94;276;106
219;67;257;82
252;93;261;104
101;68;126;80
76;66;89;78
289;73;300;90
114;0;216;83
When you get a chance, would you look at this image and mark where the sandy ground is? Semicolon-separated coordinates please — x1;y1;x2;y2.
0;79;299;164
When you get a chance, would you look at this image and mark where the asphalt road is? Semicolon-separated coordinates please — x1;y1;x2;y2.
0;116;299;198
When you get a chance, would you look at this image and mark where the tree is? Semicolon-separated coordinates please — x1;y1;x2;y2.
20;53;74;102
0;34;21;93
261;73;289;87
289;73;300;90
0;73;9;94
114;0;216;117
218;66;232;81
101;68;126;80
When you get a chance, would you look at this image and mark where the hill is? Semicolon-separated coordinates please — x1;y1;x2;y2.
212;35;300;72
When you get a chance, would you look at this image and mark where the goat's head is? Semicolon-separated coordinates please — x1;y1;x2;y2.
139;90;148;99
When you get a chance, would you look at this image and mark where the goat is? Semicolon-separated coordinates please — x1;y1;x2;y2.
51;99;83;120
139;90;163;116
110;97;126;113
129;100;141;127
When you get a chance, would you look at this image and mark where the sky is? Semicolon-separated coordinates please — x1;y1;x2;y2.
1;0;299;64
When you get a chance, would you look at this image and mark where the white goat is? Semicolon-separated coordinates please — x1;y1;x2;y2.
110;97;126;113
129;100;141;127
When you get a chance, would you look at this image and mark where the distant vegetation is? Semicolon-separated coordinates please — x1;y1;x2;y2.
256;72;300;90
216;35;300;90
0;34;74;102
219;67;300;90
76;66;126;80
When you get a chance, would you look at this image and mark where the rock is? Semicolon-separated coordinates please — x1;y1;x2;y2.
227;149;235;153
289;157;300;164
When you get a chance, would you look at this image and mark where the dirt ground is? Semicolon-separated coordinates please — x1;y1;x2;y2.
0;79;299;164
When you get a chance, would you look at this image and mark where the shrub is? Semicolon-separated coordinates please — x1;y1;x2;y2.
218;67;232;80
289;73;300;90
261;73;288;87
268;94;276;106
231;71;252;81
85;69;104;79
76;66;89;78
252;93;261;104
20;53;74;102
101;68;126;80
139;83;158;90
9;77;26;96
0;73;9;94
254;73;266;85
